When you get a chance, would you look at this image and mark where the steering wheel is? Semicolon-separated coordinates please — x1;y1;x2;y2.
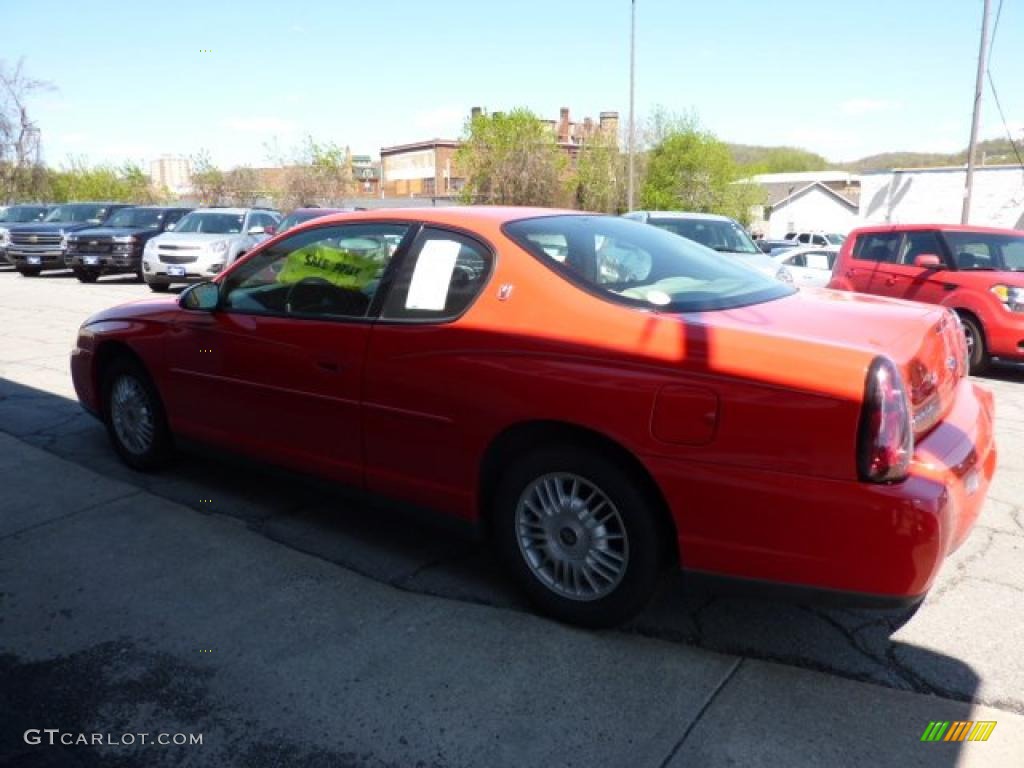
285;277;335;314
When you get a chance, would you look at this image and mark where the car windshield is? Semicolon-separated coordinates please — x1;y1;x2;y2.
646;217;761;254
506;215;794;312
0;206;47;223
825;233;846;245
103;208;167;229
277;211;327;234
43;204;110;223
944;231;1024;272
174;212;245;234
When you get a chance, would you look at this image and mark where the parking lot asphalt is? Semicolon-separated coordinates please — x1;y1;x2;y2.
2;267;1023;767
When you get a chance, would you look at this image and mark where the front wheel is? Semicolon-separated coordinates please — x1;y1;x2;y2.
147;281;170;293
959;314;990;375
493;446;665;628
17;267;41;277
102;358;172;471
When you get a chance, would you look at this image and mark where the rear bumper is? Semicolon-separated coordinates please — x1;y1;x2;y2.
649;378;996;600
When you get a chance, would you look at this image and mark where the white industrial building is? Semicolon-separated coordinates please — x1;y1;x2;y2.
744;171;860;238
859;165;1024;229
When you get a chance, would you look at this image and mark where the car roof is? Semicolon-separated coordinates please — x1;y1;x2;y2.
635;210;735;222
298;205;582;229
190;207;249;214
850;223;1023;236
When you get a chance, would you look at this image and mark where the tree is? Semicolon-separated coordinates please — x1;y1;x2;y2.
0;58;51;202
457;108;567;206
224;165;262;206
46;159;162;203
572;129;624;213
640;115;765;225
265;136;353;209
190;150;226;205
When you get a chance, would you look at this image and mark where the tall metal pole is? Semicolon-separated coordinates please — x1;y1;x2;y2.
627;0;636;212
962;0;991;224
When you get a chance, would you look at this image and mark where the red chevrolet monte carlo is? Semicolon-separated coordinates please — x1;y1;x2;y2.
70;208;997;627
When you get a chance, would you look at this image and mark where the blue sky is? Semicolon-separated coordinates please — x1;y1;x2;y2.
6;0;1022;168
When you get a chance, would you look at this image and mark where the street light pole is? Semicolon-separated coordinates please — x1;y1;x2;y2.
627;0;636;212
962;0;991;224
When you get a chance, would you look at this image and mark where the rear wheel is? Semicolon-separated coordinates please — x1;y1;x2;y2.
493;445;664;628
74;268;99;283
147;281;170;293
17;267;41;277
959;313;990;375
101;357;172;471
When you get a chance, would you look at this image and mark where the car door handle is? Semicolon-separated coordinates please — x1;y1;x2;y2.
885;277;898;286
316;360;343;373
845;270;856;277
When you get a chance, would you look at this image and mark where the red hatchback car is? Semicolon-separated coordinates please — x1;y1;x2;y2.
71;208;996;627
828;224;1024;373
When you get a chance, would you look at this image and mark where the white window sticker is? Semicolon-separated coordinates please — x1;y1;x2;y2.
406;239;460;310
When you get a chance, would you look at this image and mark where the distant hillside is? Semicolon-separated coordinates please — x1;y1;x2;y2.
728;137;1021;174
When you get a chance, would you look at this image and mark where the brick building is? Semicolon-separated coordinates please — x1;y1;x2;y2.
379;139;463;199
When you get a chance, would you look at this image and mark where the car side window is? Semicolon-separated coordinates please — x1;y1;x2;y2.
900;231;943;265
222;223;410;320
382;227;492;321
852;233;901;263
253;212;278;229
787;253;807;267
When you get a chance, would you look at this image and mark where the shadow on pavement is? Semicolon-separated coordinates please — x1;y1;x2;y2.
0;372;988;729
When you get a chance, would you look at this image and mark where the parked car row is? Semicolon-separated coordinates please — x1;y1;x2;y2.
0;202;308;289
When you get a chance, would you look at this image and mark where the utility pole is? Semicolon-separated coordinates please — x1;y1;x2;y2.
962;0;991;224
627;0;636;212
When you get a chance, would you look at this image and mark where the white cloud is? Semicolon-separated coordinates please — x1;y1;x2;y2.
839;98;901;116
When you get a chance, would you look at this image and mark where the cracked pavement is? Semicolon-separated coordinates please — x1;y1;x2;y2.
2;270;1023;766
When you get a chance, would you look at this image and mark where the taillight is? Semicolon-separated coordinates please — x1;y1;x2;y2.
857;356;913;483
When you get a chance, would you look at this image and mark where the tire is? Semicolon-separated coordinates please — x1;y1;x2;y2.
101;357;173;471
148;281;170;293
17;267;41;277
959;313;990;375
493;445;664;628
74;268;99;284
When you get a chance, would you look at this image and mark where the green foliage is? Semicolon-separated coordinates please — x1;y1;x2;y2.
46;158;162;203
456;108;567;206
731;145;829;174
640;121;764;223
573;129;624;213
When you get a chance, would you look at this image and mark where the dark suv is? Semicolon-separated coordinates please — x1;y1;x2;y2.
5;202;132;276
66;206;193;283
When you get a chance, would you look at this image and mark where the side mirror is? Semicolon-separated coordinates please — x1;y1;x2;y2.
913;253;944;269
247;225;265;235
166;222;176;231
180;281;220;311
264;225;276;236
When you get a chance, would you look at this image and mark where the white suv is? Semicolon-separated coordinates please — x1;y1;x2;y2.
783;231;846;247
142;207;280;292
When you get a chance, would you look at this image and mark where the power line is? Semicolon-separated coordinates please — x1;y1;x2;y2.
987;0;1005;66
985;70;1024;169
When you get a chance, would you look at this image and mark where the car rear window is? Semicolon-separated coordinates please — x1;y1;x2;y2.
505;215;793;313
